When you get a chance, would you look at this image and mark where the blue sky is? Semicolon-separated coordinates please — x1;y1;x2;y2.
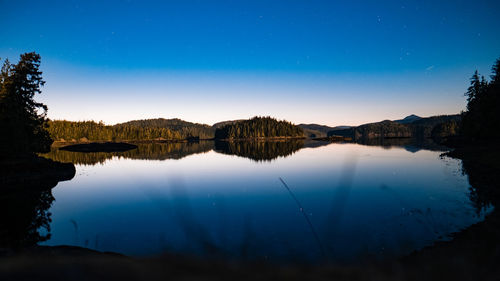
1;0;499;126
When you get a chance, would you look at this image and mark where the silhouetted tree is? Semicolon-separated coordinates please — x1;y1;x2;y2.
491;58;500;84
461;58;500;140
0;52;52;156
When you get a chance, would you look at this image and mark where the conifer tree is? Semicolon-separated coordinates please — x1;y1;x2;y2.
0;52;52;156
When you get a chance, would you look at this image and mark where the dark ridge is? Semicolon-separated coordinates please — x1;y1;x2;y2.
328;114;461;141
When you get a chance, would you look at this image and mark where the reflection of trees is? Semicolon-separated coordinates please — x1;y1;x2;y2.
449;148;500;213
0;157;75;249
0;188;55;249
214;140;304;161
42;140;323;165
355;138;449;153
41;142;213;165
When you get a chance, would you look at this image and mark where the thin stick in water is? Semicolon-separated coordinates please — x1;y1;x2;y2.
279;177;327;260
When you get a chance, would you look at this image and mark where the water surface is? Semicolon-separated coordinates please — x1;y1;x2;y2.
40;141;488;262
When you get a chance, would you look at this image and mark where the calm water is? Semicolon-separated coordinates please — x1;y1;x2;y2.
40;141;488;262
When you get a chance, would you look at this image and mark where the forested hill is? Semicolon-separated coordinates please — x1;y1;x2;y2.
215;117;304;140
328;114;461;140
117;118;214;139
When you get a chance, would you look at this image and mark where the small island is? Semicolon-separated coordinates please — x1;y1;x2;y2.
214;116;304;140
59;142;138;152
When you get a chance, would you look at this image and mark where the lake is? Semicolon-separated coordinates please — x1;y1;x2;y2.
39;140;489;263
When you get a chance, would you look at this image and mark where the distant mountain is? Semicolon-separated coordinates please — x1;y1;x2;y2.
298;124;352;138
394;114;422;124
328;114;461;141
330;120;412;139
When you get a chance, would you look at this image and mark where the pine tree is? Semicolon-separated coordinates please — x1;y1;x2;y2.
461;58;500;140
0;52;52;156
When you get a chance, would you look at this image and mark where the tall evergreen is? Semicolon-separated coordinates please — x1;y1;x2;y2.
0;53;52;156
461;58;500;140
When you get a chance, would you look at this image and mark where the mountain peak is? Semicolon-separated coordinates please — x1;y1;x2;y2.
405;114;421;119
395;114;422;124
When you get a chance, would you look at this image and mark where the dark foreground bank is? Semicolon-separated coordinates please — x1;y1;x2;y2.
0;237;499;281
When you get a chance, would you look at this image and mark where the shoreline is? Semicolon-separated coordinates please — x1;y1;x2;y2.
0;156;75;188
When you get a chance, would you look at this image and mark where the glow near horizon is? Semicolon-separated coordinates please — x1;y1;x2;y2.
1;0;499;126
35;60;470;126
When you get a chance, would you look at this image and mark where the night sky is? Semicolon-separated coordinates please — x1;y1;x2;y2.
1;0;499;125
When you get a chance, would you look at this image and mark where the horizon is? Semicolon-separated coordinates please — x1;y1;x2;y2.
1;0;499;126
47;113;449;128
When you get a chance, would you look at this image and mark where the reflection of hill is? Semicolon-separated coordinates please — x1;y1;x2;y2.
41;142;213;165
214;140;305;161
354;138;450;153
303;139;332;149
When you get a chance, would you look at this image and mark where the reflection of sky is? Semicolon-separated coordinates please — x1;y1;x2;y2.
43;143;487;262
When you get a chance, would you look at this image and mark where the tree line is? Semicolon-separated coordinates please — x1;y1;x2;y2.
48;118;220;142
215;116;304;139
48;120;183;142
